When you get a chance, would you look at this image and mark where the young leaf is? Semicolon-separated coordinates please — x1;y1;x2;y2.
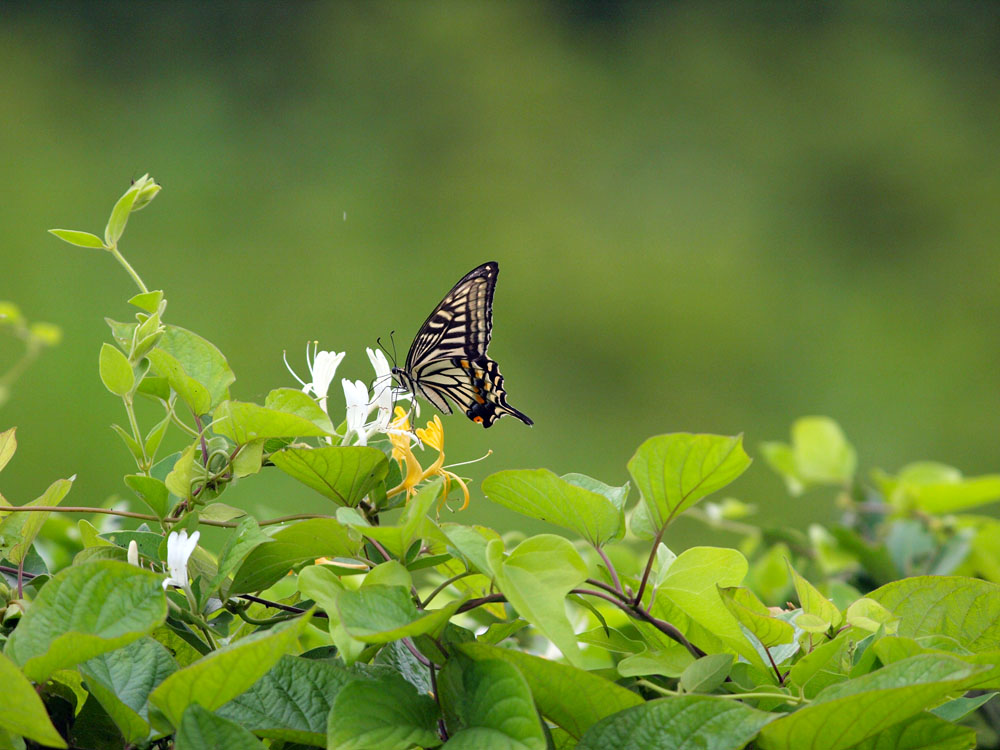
217;655;356;745
718;586;795;648
459;642;643;739
128;290;164;314
486;534;589;667
175;704;265;750
0;652;68;747
337;584;462;642
326;672;439;750
0;427;16;473
99;342;135;396
48;228;106;249
4;560;166;682
439;658;546;750
482;468;624;546
104;185;139;246
297;564;367;665
627;433;751;532
786;560;842;630
270;446;388;506
124;474;170;518
150;325;235;411
148;614;311;726
576;695;774;750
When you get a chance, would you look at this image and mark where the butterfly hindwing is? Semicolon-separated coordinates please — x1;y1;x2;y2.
394;262;532;428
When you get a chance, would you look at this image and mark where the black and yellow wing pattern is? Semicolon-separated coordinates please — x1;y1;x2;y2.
392;262;532;427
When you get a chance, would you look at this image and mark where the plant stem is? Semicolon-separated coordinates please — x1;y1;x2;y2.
594;544;625;595
107;243;149;294
421;571;474;608
634;522;668;606
0;505;337;529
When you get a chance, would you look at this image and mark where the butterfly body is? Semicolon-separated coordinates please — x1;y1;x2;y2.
392;262;532;428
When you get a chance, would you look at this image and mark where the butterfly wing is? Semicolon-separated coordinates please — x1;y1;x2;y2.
397;262;532;428
404;262;495;369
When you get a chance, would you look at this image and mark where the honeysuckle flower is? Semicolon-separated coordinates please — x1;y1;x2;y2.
366;347;397;433
343;378;374;446
163;529;200;590
127;540;140;567
285;342;344;414
387;407;471;509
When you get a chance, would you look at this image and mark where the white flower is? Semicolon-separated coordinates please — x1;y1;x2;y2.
285;342;344;414
127;540;140;567
163;529;200;590
342;379;373;446
367;347;396;434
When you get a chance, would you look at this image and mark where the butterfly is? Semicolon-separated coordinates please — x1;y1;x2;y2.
391;262;533;428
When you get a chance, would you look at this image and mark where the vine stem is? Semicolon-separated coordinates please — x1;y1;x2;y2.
633;522;668;606
594;543;624;596
0;506;337;528
107;243;149;294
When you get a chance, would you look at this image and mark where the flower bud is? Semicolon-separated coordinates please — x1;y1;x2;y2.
130;174;161;212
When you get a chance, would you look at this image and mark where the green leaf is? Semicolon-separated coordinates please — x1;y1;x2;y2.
0;476;73;565
482;468;623;546
164;444;196;500
297;565;367;665
787;559;842;630
577;695;774;750
271;446;388;506
876;461;1000;514
212;401;329;443
651;546;765;670
104;184;138;245
149;325;235;413
337;480;444;558
124;475;169;518
718;586;795;648
208;515;268;594
867;575;1000;652
931;691;997;721
337;584;462;642
787;634;851;698
175;704;265;750
49;228;107;249
228;518;359;595
486;534;589;667
460;642;643;739
327;672;439;750
264;387;335;433
0;428;16;473
148;614;310;727
231;439;264;478
757;654;979;750
4;560;166;682
217;655;355;745
79;637;178;745
627;433;751;531
850;712;976;750
439;658;546;750
762;417;856;495
128;290;164;314
679;654;734;694
99;342;134;396
0;652;67;747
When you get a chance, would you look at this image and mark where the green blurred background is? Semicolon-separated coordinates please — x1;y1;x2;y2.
3;2;1000;545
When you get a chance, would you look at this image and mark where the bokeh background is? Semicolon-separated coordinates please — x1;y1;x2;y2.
3;2;1000;547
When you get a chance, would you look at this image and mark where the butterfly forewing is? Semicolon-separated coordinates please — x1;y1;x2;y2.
405;263;495;368
394;262;532;428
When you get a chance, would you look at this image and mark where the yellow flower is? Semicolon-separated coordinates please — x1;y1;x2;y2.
387;407;470;510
